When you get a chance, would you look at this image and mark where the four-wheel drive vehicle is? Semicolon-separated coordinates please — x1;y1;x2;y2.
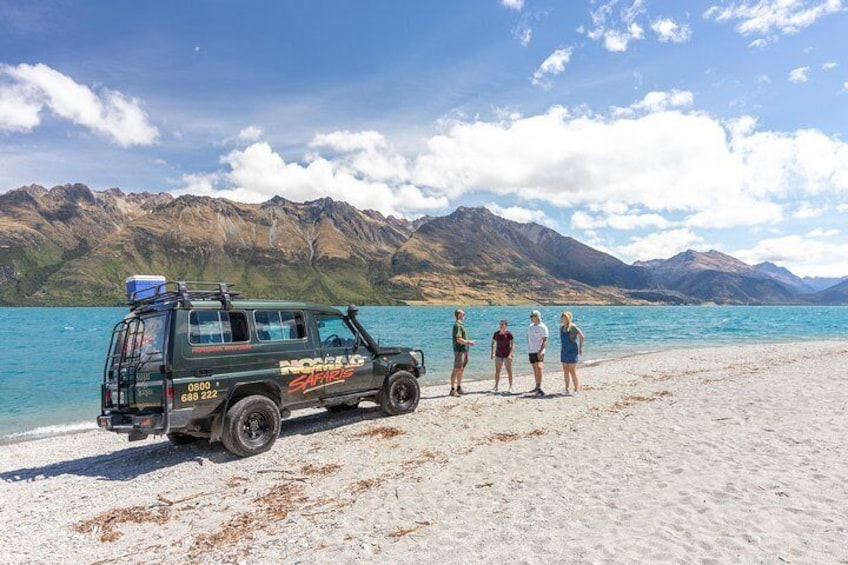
97;280;425;457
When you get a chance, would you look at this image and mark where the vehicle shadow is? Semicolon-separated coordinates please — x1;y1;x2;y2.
279;404;389;438
0;440;227;483
1;406;398;483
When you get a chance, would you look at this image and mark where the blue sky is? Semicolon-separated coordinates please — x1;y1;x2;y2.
1;0;847;277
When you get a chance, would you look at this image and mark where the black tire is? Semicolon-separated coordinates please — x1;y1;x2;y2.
380;370;420;416
326;402;360;413
221;395;281;457
166;432;200;445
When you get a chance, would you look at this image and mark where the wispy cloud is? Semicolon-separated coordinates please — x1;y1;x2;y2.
612;89;694;117
581;0;647;52
789;66;811;83
500;0;524;10
651;18;692;43
0;63;158;146
531;48;573;88
513;21;532;46
704;0;844;37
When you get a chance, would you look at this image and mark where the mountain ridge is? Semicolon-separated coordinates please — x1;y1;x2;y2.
1;184;845;305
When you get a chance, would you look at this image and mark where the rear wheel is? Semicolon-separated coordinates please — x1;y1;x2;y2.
380;371;420;416
166;432;200;445
221;395;281;457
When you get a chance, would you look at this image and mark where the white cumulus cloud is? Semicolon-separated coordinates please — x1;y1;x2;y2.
615;228;706;262
485;202;557;228
571;210;673;231
0;63;158;146
734;234;848;277
173;140;447;217
238;126;264;142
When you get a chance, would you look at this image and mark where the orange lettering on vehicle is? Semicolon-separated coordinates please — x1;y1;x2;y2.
288;367;355;394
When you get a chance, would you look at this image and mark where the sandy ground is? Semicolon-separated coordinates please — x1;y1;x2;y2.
1;341;847;565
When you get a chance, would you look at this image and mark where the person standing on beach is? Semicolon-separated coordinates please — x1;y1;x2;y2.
451;309;475;397
527;310;548;396
560;311;585;395
490;319;514;393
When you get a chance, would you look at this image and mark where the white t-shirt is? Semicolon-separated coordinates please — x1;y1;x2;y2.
527;322;549;354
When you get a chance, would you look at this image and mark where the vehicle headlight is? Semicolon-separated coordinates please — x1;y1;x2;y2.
409;351;420;364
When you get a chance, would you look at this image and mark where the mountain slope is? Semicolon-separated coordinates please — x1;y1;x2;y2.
636;250;803;305
390;207;655;304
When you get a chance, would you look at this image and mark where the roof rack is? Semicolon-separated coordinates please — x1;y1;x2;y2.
129;280;240;311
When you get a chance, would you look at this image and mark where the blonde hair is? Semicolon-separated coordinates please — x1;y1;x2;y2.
560;311;573;329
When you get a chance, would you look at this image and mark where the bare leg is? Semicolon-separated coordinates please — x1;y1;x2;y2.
567;364;579;392
505;358;513;388
561;363;569;392
533;362;544;388
494;359;503;389
457;352;468;389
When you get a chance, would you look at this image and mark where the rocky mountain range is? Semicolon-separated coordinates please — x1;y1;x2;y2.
0;183;845;306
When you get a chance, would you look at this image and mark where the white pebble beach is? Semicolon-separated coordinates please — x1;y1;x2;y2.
1;341;847;564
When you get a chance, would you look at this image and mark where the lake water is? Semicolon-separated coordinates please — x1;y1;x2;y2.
1;305;846;441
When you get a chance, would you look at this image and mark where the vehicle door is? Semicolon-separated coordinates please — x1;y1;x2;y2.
313;312;374;397
104;311;169;414
253;309;315;402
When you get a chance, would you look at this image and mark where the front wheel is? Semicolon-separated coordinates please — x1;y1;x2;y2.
380;370;420;416
221;395;281;457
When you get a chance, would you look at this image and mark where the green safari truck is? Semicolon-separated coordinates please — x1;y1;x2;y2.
97;280;425;457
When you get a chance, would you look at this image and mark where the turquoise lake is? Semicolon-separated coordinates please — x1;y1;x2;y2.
1;305;846;440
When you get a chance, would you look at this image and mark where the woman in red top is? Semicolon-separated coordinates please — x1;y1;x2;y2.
490;320;515;393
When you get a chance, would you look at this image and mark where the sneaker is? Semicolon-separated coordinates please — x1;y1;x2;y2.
449;388;459;397
490;387;499;393
562;389;572;396
456;386;465;396
507;386;514;394
535;389;546;397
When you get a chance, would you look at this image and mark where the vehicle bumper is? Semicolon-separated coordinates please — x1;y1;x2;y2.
97;413;165;439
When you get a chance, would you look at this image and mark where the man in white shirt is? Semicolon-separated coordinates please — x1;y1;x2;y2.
527;310;548;396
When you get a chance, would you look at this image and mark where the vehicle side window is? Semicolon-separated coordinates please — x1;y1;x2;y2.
254;310;306;342
315;314;358;348
189;311;249;344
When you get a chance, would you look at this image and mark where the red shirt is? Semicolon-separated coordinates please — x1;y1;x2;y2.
492;330;514;358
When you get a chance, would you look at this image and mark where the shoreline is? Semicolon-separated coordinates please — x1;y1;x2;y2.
0;337;835;444
2;341;847;564
0;343;757;444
